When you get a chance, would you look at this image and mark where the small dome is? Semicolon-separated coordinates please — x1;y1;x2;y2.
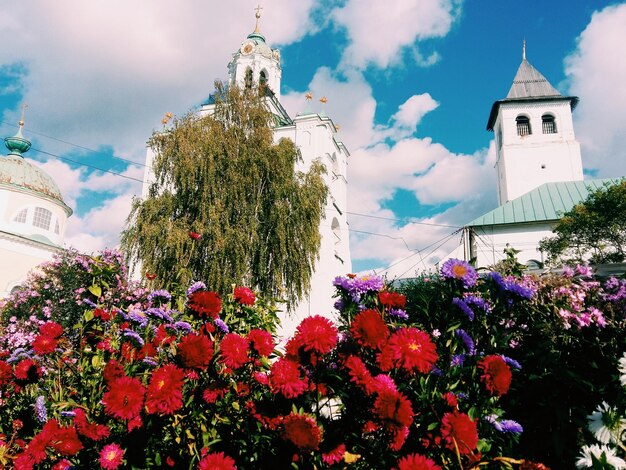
238;34;276;60
0;155;65;203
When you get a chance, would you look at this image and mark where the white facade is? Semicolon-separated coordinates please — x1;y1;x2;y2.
142;17;351;337
0;128;72;297
493;100;583;204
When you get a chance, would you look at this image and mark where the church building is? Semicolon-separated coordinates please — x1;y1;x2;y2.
459;46;616;268
0;120;72;296
142;11;351;336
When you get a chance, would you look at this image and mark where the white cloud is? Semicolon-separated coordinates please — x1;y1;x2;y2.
331;0;461;69
391;93;439;131
565;3;626;177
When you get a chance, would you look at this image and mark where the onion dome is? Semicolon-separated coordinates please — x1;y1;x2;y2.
0;123;72;214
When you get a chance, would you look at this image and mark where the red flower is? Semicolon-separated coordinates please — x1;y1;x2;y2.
32;334;58;355
322;443;346;465
389;425;410;451
103;376;145;420
145;273;157;280
203;384;228;404
103;360;125;385
49;425;83;456
269;357;308;398
282;413;322;451
52;459;72;470
520;461;551;470
153;324;176;346
145;364;186;415
197;451;237;470
373;389;414;428
94;308;112;321
0;360;13;386
440;412;478;455
14;359;42;383
188;231;201;240
219;333;250;369
295;315;338;355
73;409;110;441
397;453;441;470
177;334;214;370
378;328;438;374
99;443;125;469
247;329;274;356
478;355;512;396
343;355;375;394
39;322;63;338
188;290;222;318
443;392;458;408
378;291;406;309
350;309;389;349
233;286;256;305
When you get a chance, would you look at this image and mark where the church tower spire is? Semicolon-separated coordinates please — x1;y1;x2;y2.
487;44;583;204
228;5;282;101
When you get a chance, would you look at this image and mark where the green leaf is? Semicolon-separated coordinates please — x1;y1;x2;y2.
88;284;102;298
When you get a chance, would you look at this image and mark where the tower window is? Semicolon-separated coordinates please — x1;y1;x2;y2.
244;68;253;90
14;208;28;223
542;114;557;134
259;70;268;88
516;115;531;136
33;207;52;230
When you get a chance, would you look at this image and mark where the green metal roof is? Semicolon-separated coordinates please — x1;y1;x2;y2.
467;179;623;227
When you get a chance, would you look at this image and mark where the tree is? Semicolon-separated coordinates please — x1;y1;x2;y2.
539;180;626;265
121;84;328;307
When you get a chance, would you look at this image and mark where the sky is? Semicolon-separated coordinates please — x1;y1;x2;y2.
1;0;625;278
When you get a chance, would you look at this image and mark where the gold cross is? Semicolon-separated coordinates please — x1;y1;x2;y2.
254;4;263;32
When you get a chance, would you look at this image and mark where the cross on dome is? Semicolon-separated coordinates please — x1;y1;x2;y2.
254;4;263;33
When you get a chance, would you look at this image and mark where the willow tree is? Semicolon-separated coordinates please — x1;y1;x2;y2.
121;84;327;307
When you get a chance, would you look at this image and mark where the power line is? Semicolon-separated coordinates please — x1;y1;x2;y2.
394;231;460;279
30;147;144;184
327;206;461;229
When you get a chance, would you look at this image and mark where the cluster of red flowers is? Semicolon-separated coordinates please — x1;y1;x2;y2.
233;286;255;306
32;322;63;356
13;419;83;468
378;291;406;309
478;355;512;396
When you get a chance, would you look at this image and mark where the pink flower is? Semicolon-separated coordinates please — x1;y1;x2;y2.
99;443;124;469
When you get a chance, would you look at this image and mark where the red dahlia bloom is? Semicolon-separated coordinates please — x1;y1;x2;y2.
233;286;256;305
145;364;186;415
49;425;83;456
478;355;512;396
373;389;414;428
295;315;338;354
378;328;438;374
0;360;13;386
73;409;110;441
39;321;63;338
247;329;274;356
219;333;250;369
440;412;478;455
269;357;308;398
197;451;237;470
99;443;125;469
397;453;442;470
202;384;228;404
282;413;323;451
343;355;375;394
378;291;406;309
103;376;145;420
177;333;214;370
32;334;58;355
103;360;125;385
350;309;389;349
322;443;346;465
188;290;222;318
14;358;42;383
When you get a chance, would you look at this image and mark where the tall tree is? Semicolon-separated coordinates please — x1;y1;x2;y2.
121;84;328;306
539;180;626;265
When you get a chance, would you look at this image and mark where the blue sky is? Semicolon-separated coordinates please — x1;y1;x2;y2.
1;1;625;276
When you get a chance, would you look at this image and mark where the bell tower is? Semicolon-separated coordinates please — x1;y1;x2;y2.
228;6;282;101
487;43;583;204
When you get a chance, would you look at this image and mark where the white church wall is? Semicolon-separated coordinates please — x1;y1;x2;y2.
0;236;59;297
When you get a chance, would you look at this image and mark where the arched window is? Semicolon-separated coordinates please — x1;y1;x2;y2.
14;208;28;223
259;70;268;87
33;207;52;230
516;115;531;136
542;114;557;134
244;68;253;89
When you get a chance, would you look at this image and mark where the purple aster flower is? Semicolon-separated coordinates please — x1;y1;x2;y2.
145;307;174;322
333;298;345;311
214;317;229;333
122;329;145;346
389;308;409;320
465;295;491;313
456;392;468;400
500;355;522;370
440;259;478;288
173;321;192;333
455;328;475;355
148;289;172;303
186;281;207;296
486;415;523;434
450;354;465;367
333;275;384;302
142;357;159;367
452;297;474;321
34;396;47;423
60;410;76;418
83;298;98;308
430;366;443;377
128;310;149;327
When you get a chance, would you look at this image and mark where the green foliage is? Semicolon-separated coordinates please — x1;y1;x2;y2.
121;83;328;308
540;180;626;265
